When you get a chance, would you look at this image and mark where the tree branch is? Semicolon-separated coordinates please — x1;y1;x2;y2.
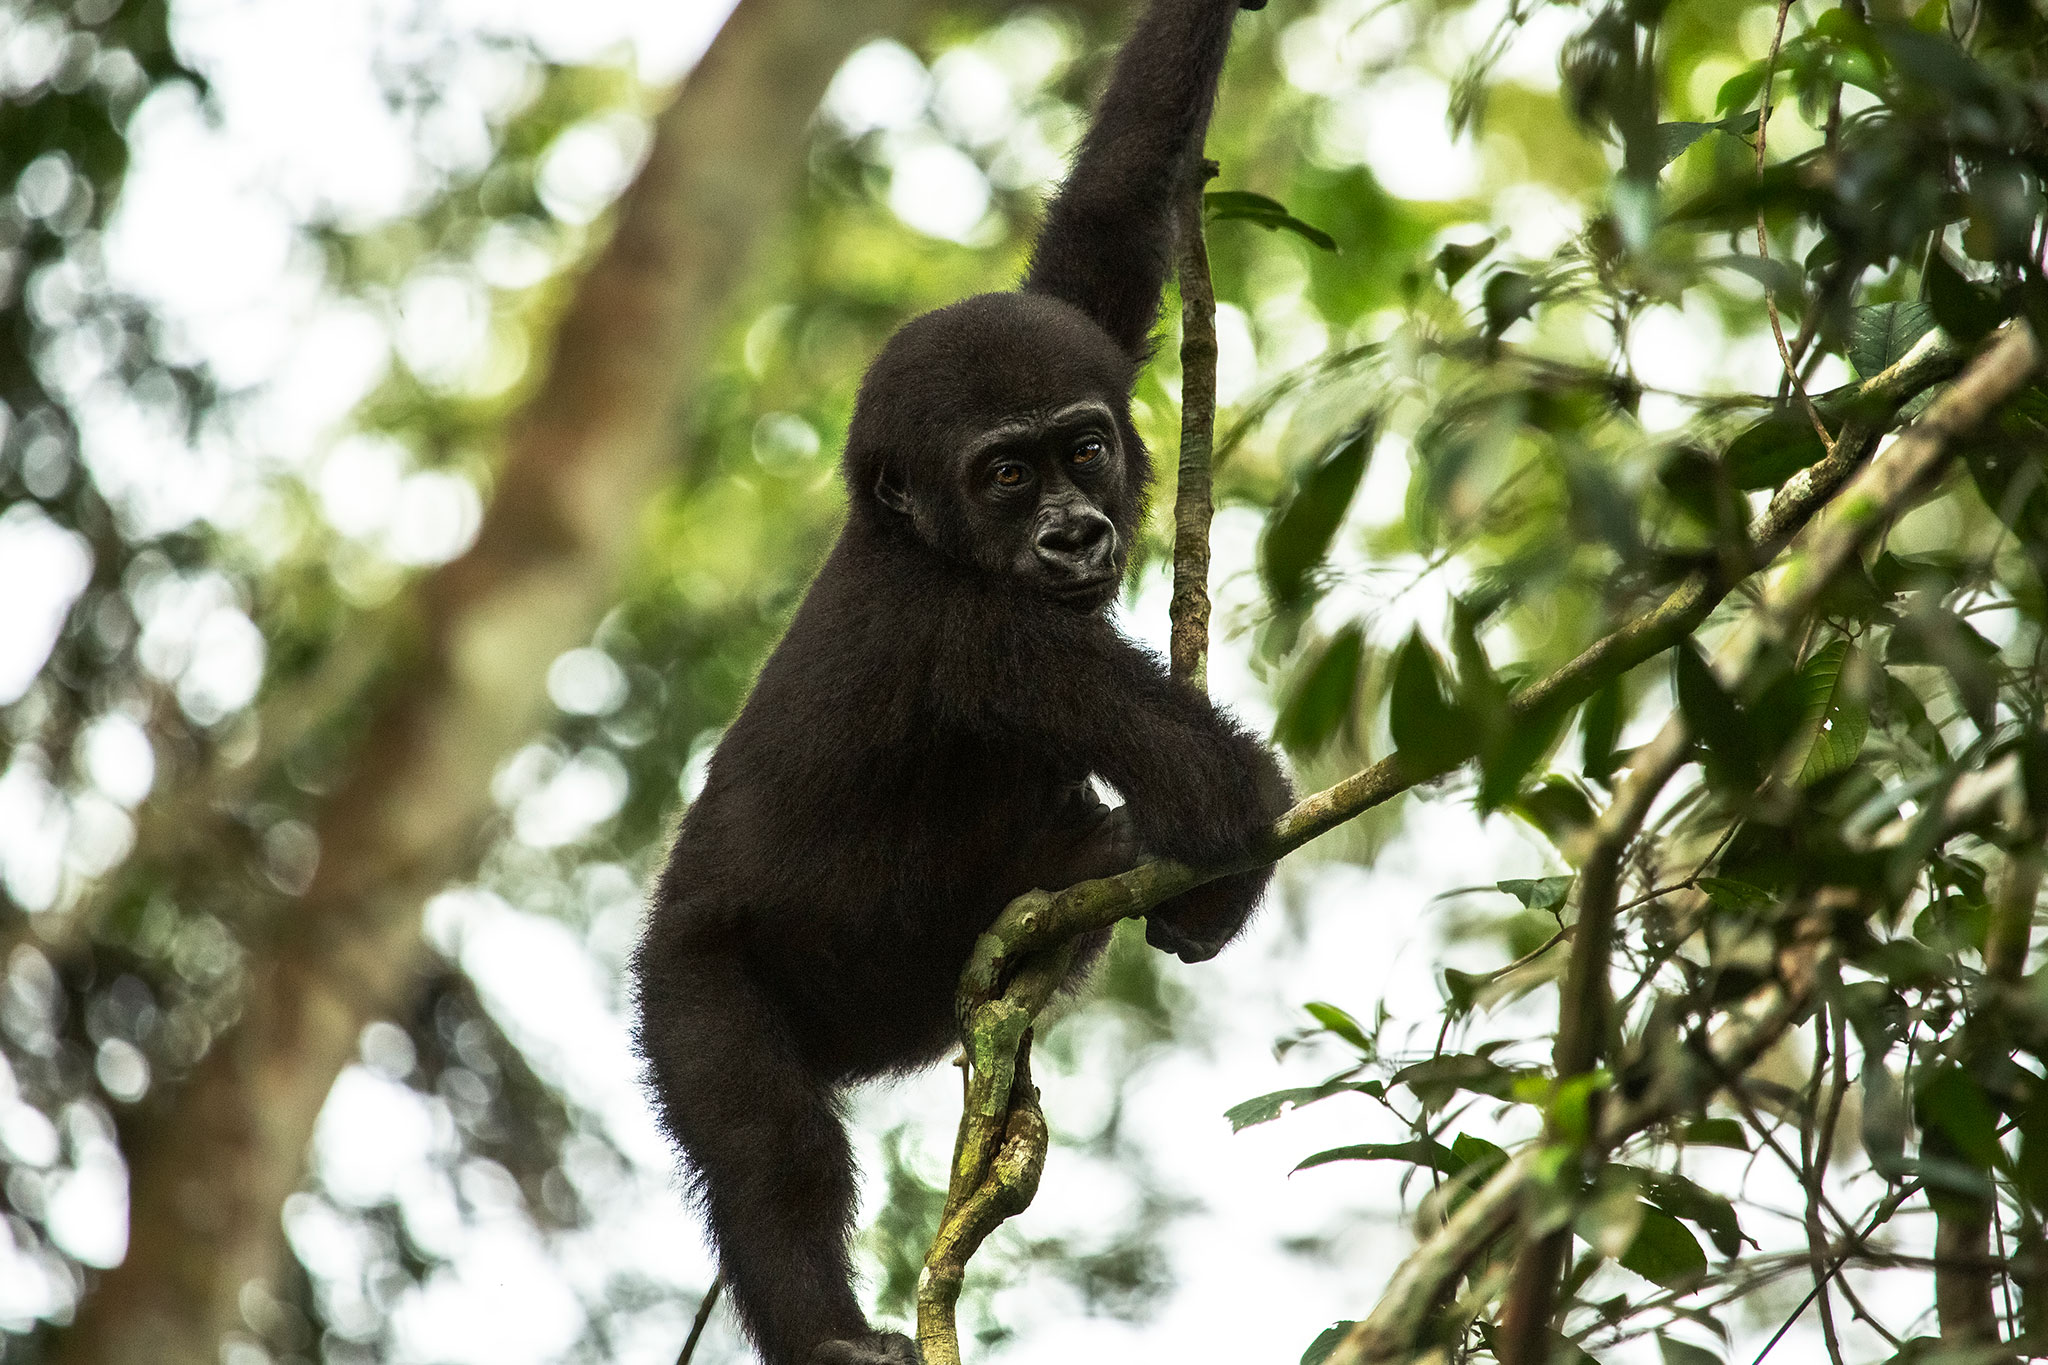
1498;718;1690;1365
1170;160;1221;688
1934;847;2043;1357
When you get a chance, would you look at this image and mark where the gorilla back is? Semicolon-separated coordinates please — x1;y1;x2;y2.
632;4;1285;1363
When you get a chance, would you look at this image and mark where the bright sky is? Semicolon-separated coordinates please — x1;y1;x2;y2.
0;0;1891;1360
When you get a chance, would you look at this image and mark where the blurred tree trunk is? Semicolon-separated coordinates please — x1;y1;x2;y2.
52;1;954;1360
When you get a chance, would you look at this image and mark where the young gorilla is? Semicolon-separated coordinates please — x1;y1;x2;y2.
633;1;1282;1361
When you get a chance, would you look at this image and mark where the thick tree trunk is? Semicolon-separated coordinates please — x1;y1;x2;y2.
53;1;943;1360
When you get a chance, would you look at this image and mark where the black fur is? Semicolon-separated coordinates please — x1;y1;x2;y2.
633;4;1283;1362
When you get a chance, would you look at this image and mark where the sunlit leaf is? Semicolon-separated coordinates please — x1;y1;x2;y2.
1305;1001;1373;1052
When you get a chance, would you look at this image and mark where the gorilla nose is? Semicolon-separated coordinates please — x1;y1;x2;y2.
1033;510;1114;575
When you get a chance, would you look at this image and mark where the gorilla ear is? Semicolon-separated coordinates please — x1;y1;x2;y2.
873;467;912;516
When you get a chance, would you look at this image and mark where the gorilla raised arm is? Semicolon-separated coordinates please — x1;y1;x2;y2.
632;3;1285;1362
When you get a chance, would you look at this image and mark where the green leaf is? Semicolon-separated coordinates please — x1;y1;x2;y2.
1679;1118;1750;1150
1580;678;1623;784
1659;1337;1725;1365
1449;1132;1510;1184
1697;877;1774;916
1620;1204;1709;1287
1632;1167;1750;1257
1205;189;1339;252
1275;626;1364;756
1512;777;1597;845
1888;607;2002;732
1395;1053;1535;1109
1482;269;1541;337
1224;1076;1381;1132
1301;1324;1358;1365
1500;876;1575;911
1925;247;2005;344
1654;122;1718;167
2015;1090;2048;1213
1848;302;1936;378
1861;1057;1909;1179
1917;1064;2000;1170
1434;235;1496;286
1725;408;1826;490
1388;630;1467;771
1260;421;1376;605
1673;642;1759;789
1293;1139;1457;1175
1791;639;1870;785
1714;64;1766;114
1305;1001;1373;1052
1443;966;1483;1017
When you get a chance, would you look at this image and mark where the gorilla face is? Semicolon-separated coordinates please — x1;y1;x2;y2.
974;398;1126;601
937;397;1128;604
848;292;1148;609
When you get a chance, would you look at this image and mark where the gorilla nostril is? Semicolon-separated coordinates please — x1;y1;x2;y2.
1036;512;1112;559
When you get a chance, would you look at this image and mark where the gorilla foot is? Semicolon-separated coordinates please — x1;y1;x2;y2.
809;1332;922;1365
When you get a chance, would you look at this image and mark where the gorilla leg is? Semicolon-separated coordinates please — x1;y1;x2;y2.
639;950;908;1365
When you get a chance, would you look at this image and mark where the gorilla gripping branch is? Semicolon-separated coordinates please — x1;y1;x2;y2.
920;320;2044;1365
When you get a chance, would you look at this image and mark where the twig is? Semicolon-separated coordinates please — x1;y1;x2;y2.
1754;0;1833;453
1498;720;1690;1365
1748;1180;1925;1365
1171;160;1222;689
1804;1003;1850;1365
676;1279;721;1365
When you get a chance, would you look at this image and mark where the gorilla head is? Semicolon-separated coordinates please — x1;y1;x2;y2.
844;292;1149;609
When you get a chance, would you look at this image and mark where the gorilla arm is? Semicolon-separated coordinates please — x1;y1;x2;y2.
931;605;1290;961
1022;0;1263;359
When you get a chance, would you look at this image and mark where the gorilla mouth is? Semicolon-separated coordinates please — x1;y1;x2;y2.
1047;572;1118;603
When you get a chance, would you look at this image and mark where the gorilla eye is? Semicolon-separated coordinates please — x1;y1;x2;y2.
1071;437;1106;466
992;462;1030;488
